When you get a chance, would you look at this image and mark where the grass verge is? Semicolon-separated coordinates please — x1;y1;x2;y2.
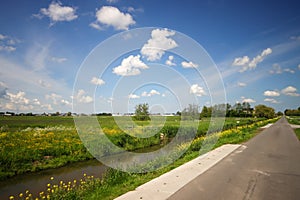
294;129;300;140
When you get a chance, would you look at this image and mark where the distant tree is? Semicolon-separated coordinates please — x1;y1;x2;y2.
134;103;150;121
255;104;275;119
285;108;300;116
276;111;283;116
182;104;200;120
176;111;181;116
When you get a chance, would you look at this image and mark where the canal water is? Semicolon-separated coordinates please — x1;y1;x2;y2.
0;159;106;199
0;145;163;199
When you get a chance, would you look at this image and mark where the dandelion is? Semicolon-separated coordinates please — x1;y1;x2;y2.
47;183;51;187
19;193;23;198
50;176;54;180
9;196;14;200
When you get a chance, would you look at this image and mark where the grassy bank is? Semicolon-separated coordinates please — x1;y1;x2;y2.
6;117;278;200
286;116;300;140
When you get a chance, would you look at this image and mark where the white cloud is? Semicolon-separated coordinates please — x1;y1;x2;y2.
112;55;148;76
89;22;103;30
190;84;206;96
241;97;256;103
0;45;16;52
237;82;246;87
281;86;300;96
128;94;140;99
264;98;279;104
91;6;135;31
46;93;62;105
264;90;280;97
0;34;19;52
6;91;30;105
269;63;295;74
39;1;78;25
90;77;105;85
165;55;176;66
38;79;51;88
33;98;41;105
106;0;118;3
50;57;67;63
181;61;199;68
232;56;250;66
141;28;178;61
232;48;272;72
298;64;300;70
75;89;93;103
0;34;6;40
61;99;71;106
141;89;160;97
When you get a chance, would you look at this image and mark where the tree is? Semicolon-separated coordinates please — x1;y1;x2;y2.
134;103;150;121
255;104;275;119
182;104;200;120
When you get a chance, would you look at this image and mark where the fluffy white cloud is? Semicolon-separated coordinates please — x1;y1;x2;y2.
6;91;30;105
141;89;160;97
281;86;300;96
232;48;272;72
0;34;6;40
90;77;105;86
190;84;206;96
264;98;279;104
113;55;148;76
128;94;140;99
39;1;78;24
141;29;178;61
91;6;135;30
75;89;93;103
241;97;256;103
264;90;280;97
237;82;246;87
181;61;199;68
165;55;176;66
298;64;300;70
61;99;71;106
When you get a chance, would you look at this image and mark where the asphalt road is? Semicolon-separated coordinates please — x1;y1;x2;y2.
168;117;300;200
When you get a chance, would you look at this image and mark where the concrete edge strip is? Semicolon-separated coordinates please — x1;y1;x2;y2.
115;144;241;200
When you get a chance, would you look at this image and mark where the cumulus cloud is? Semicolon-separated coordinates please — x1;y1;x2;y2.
298;64;300;70
141;28;178;61
165;55;176;66
75;89;93;103
190;84;206;96
128;94;140;99
232;48;272;72
141;89;160;97
90;77;105;85
281;86;300;96
90;6;135;31
241;97;256;103
112;55;148;76
264;98;279;104
6;91;30;105
264;90;280;97
181;61;199;68
39;1;78;25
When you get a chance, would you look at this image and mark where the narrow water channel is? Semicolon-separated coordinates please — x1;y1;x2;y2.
0;144;162;199
0;159;106;199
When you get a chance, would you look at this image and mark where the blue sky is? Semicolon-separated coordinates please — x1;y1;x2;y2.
0;0;300;114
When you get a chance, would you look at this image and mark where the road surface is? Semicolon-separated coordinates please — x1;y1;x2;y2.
169;117;300;200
